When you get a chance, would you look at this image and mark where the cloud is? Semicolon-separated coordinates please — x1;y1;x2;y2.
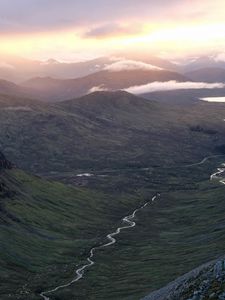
125;81;225;94
104;60;163;72
83;23;142;38
0;62;15;69
0;0;197;34
200;97;225;102
214;53;225;62
88;85;108;93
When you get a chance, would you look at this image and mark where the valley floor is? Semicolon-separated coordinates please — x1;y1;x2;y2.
1;154;225;300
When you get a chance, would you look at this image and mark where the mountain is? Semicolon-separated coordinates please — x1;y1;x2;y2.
2;142;225;300
0;54;183;83
142;88;225;105
0;54;113;82
0;79;36;99
185;67;225;82
0;151;12;169
142;256;225;300
0;90;225;176
22;69;189;102
0;151;145;299
117;52;180;71
2;91;225;299
181;55;225;72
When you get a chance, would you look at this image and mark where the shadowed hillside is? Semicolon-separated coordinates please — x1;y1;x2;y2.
1;91;225;299
21;69;189;102
1;91;225;176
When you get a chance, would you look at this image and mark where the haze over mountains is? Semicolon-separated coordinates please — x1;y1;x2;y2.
0;54;225;102
1;51;225;300
2;0;225;299
1;24;225;300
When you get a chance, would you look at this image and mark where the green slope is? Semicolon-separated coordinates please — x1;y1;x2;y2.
1;152;225;300
1;91;225;177
0;163;148;299
1;91;225;299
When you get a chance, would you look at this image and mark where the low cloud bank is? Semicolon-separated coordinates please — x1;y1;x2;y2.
0;62;15;70
125;81;225;94
104;60;163;72
88;85;108;93
200;97;225;102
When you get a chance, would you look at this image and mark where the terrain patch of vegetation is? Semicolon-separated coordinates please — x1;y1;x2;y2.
1;155;225;300
0;167;148;299
51;157;225;300
1;91;225;299
1;91;225;176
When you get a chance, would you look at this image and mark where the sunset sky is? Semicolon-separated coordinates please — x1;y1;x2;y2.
0;0;225;61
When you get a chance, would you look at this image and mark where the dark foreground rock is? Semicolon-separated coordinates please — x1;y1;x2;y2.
142;257;225;300
0;151;12;169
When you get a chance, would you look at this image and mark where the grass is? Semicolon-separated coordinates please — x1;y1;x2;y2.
0;168;147;299
51;160;225;300
1;155;225;299
1;91;225;175
1;92;225;299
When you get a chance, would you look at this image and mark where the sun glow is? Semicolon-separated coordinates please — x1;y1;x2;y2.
1;21;225;60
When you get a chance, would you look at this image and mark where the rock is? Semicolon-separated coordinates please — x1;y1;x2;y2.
0;152;12;170
218;292;225;299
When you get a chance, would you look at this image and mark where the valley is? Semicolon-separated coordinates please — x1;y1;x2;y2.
1;56;225;300
2;1;225;299
1;107;225;299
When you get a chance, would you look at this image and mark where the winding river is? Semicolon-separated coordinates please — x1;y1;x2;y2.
40;154;225;299
40;194;160;299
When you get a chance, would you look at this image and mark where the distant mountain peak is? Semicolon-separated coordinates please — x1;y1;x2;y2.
43;58;60;65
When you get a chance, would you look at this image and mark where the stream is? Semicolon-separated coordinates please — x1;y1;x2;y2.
40;154;225;299
40;194;160;299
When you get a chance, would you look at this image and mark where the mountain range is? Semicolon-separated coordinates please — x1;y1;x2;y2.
1;54;225;103
1;51;225;300
1;89;225;299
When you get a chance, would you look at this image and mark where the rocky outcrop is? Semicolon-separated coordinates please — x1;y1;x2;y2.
0;152;12;170
141;257;225;300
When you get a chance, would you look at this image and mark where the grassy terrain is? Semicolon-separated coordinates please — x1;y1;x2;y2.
1;155;225;299
1;91;225;176
1;91;225;299
0;168;147;299
51;157;225;300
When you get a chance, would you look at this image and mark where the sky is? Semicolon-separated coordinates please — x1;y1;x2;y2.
0;0;225;61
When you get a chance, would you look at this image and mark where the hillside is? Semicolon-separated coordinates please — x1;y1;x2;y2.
0;152;12;169
142;256;225;300
2;150;225;300
1;90;225;177
1;91;225;299
0;55;113;82
142;87;225;105
181;56;225;73
57;158;225;300
22;69;189;102
0;153;148;299
186;67;225;83
0;54;182;83
2;90;225;176
0;79;37;100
